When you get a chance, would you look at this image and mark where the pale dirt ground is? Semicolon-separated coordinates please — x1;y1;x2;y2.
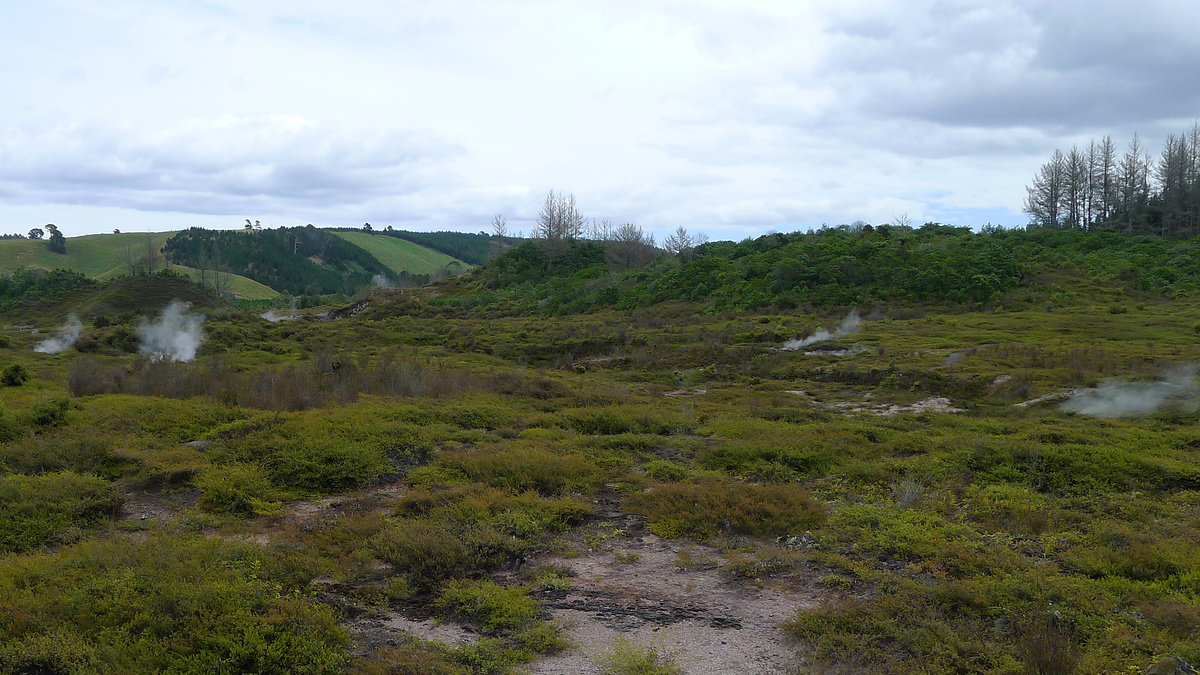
513;532;815;674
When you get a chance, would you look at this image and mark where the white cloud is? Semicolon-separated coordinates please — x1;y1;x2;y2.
0;0;1196;239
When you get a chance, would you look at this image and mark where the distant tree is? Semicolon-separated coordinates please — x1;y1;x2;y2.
363;222;373;232
196;243;233;297
385;225;394;232
534;190;585;271
141;235;163;275
46;224;66;254
491;214;508;259
28;228;44;240
1115;134;1152;235
113;229;120;234
607;223;655;269
245;219;253;230
663;226;694;260
1024;150;1067;228
1064;145;1088;230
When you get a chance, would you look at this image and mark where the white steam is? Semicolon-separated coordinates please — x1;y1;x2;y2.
139;300;205;362
260;309;298;323
1061;368;1199;417
261;298;300;322
783;311;861;350
34;314;83;354
371;273;392;288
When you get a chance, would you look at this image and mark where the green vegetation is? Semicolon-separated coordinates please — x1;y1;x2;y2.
2;226;1200;672
597;638;680;675
375;229;501;266
332;230;469;280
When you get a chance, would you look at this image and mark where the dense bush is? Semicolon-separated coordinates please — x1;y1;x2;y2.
625;480;827;540
0;471;120;552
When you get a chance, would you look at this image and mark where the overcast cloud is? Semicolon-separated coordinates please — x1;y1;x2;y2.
1;0;1196;240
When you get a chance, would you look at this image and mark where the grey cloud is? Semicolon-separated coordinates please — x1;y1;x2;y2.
824;1;1200;130
0;117;463;218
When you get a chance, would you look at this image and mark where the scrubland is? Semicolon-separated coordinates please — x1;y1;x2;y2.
1;263;1199;674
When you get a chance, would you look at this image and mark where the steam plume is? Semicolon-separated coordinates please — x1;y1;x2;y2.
34;314;83;354
371;273;392;288
261;298;300;322
260;309;297;323
783;311;861;350
1061;367;1199;417
139;300;205;362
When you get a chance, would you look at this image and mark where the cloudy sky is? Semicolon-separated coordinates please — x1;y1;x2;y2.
2;0;1199;240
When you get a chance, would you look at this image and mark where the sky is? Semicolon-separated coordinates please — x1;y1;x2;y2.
2;0;1199;241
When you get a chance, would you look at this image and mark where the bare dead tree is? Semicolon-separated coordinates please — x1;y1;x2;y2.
662;226;694;261
607;223;655;269
142;234;163;275
535;190;586;271
490;214;508;259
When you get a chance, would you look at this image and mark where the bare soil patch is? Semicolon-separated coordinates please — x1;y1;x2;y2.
516;531;815;674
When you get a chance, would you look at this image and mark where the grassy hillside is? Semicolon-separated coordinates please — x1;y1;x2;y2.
0;233;278;301
168;265;279;301
331;230;470;276
164;226;395;296
0;232;176;278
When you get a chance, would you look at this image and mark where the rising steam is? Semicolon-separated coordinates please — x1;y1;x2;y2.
371;273;392;288
34;314;83;354
261;297;300;323
783;311;861;350
1061;367;1199;417
139;300;205;362
260;309;297;323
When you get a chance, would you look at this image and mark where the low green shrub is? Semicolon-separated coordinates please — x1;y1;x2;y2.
0;535;347;673
597;637;681;675
2;363;29;387
435;580;539;634
195;463;283;516
625;479;826;540
0;471;120;553
30;399;69;429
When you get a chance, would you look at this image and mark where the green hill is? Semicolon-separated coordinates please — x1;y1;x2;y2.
0;232;176;278
331;231;470;277
0;233;278;301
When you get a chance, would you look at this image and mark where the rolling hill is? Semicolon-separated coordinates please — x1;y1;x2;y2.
331;230;471;277
0;232;279;301
0;227;472;300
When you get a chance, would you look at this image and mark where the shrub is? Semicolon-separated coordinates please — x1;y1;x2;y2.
2;363;29;387
438;447;601;495
597;637;681;675
266;438;390;492
0;536;347;673
30;399;70;429
0;409;22;442
195;463;283;516
625;480;826;540
0;471;121;553
435;580;539;634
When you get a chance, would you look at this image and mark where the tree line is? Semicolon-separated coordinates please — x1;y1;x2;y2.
1024;122;1200;236
493;190;705;273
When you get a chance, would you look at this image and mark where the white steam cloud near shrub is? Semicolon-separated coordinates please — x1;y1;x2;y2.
261;298;300;323
34;314;83;354
1061;367;1199;417
782;311;861;350
139;300;205;362
371;273;392;288
260;309;297;323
